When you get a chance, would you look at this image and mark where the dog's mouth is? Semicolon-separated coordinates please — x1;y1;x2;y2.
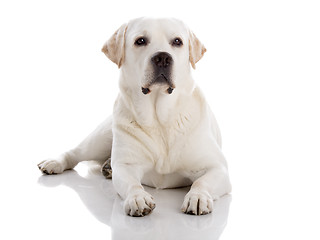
157;73;169;83
141;74;175;95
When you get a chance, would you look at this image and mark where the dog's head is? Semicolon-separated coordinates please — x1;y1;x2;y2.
102;18;206;95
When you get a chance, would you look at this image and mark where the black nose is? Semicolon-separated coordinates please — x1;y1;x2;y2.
151;52;173;68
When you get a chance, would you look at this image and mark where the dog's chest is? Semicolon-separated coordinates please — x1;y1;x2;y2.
145;121;190;175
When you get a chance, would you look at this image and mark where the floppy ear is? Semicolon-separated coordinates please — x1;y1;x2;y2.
189;30;207;69
102;23;128;68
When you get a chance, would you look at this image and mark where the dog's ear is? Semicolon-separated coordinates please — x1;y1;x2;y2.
189;30;206;69
102;23;128;68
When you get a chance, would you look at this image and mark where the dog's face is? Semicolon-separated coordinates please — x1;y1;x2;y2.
102;18;206;95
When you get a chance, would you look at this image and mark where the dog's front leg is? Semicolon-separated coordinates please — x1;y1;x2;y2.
181;166;231;215
112;162;155;217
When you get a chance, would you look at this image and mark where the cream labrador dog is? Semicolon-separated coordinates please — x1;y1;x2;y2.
38;17;232;217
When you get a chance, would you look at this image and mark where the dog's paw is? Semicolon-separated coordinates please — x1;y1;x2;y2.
124;190;156;217
101;158;112;179
181;190;216;215
37;159;64;175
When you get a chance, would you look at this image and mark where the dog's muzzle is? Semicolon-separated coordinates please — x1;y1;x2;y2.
141;52;175;95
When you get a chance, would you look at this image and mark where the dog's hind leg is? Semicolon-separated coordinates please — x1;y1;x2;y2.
101;157;112;179
38;116;113;175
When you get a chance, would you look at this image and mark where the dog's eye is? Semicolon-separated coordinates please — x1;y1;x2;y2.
134;37;148;46
172;38;183;47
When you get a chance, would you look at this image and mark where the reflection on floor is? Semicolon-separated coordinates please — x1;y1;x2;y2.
38;163;231;240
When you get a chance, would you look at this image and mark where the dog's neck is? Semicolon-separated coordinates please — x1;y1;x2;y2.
118;75;202;130
120;86;178;126
145;87;180;126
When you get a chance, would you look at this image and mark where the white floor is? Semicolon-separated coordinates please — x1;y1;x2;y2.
2;157;320;240
4;162;231;240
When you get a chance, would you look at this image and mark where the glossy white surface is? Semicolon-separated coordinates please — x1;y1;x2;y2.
39;164;231;240
1;161;231;240
2;156;320;240
1;0;320;239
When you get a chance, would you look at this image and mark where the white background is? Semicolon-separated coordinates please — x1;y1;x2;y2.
0;0;319;239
